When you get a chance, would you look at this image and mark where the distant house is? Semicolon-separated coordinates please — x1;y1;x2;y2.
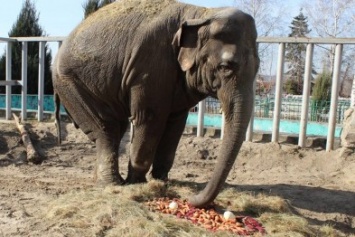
256;74;276;95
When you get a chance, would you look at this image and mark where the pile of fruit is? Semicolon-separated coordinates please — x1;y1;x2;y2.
145;197;265;235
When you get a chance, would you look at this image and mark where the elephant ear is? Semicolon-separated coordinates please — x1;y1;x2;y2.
172;19;210;71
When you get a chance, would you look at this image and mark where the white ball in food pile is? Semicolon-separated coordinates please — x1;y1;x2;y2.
223;211;236;220
169;201;178;210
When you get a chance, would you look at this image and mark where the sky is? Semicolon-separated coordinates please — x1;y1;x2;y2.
0;0;238;55
0;0;302;72
0;0;236;37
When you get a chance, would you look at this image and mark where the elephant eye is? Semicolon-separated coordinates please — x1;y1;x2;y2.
217;62;238;76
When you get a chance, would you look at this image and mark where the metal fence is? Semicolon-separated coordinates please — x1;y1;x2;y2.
0;94;58;113
1;36;355;151
205;96;350;124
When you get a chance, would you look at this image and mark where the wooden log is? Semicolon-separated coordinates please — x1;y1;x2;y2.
12;113;40;163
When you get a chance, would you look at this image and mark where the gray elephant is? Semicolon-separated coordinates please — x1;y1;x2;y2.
53;0;259;207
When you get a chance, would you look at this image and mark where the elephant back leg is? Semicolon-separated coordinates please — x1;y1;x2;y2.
54;76;126;185
94;120;128;186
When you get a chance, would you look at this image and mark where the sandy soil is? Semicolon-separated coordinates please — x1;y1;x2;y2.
0;120;354;236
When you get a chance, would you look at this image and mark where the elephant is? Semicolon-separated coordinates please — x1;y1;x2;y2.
52;0;259;207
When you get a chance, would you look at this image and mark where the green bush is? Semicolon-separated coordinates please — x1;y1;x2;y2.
284;78;302;95
311;71;332;120
312;71;332;101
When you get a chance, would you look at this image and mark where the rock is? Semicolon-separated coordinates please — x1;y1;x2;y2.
197;149;209;160
341;108;355;151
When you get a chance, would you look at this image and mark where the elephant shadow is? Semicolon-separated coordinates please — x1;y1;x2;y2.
233;183;355;233
171;180;355;235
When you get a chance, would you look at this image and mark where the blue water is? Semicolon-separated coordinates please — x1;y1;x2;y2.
0;95;342;137
186;113;342;138
0;94;66;113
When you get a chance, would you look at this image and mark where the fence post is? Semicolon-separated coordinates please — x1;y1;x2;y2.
298;43;314;148
197;100;205;137
5;42;12;120
21;42;28;120
351;75;355;108
272;43;285;142
221;112;225;139
326;44;343;151
37;41;46;121
246;80;256;141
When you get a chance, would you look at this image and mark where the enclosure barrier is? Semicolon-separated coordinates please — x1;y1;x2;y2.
0;36;65;121
1;36;355;151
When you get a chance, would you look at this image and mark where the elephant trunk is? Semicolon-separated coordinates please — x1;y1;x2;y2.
188;88;253;207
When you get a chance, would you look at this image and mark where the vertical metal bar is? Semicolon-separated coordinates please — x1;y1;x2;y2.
220;112;225;140
5;42;12;120
326;44;343;151
271;43;285;142
197;100;205;137
351;74;355;108
21;42;28;120
246;79;256;141
298;43;314;148
37;41;46;121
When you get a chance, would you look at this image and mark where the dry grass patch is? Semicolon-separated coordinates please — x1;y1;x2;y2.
216;188;291;215
44;180;341;236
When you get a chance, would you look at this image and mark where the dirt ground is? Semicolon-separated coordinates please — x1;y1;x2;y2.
0;119;354;236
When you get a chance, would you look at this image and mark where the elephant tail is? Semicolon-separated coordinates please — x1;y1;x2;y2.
54;92;62;145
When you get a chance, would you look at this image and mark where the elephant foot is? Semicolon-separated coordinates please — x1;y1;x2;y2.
151;171;169;182
94;171;125;187
125;172;147;184
94;159;124;186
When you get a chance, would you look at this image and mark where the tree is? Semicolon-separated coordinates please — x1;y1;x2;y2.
303;0;355;38
284;10;312;95
0;0;52;95
233;0;287;76
233;0;287;37
303;0;355;81
83;0;115;18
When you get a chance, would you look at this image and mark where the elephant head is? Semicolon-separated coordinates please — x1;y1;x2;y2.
173;8;259;207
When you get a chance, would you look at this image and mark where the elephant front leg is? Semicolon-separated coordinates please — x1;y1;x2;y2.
95;133;125;186
151;111;189;180
126;120;166;184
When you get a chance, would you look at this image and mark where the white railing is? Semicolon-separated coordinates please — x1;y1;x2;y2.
1;36;355;151
0;37;65;121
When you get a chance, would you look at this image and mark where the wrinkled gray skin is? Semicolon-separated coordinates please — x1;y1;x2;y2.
53;0;259;207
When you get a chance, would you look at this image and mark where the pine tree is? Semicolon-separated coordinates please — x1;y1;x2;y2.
0;0;52;95
83;0;115;18
284;10;313;95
